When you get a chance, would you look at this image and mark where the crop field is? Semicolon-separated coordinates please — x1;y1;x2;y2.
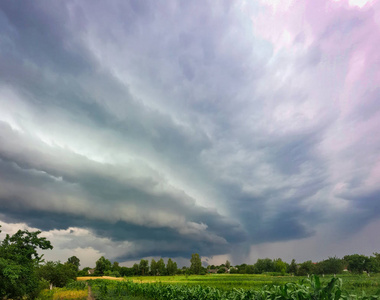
85;274;380;299
108;274;380;294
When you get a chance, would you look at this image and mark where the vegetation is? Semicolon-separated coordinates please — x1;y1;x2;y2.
36;281;87;300
37;261;77;288
0;226;53;299
190;253;202;275
2;225;380;299
66;256;80;272
88;275;380;300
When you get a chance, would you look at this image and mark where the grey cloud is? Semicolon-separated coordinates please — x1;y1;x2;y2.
0;122;246;258
1;0;380;264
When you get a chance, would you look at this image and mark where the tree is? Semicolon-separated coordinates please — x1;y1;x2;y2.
317;257;343;274
225;260;231;269
369;253;380;273
245;265;255;274
190;253;202;275
66;256;80;272
274;258;287;275
95;256;112;275
289;259;297;275
150;259;158;276
344;254;370;273
38;261;77;287
112;262;120;273
167;258;177;275
157;258;166;275
298;260;316;276
139;259;149;276
132;263;139;275
254;258;274;274
120;266;134;277
0;227;53;299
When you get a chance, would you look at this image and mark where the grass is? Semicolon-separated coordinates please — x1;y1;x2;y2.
37;288;88;300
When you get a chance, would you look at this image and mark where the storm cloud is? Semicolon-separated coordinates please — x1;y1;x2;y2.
1;0;380;266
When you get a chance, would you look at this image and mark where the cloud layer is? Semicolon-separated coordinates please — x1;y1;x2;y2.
1;0;380;265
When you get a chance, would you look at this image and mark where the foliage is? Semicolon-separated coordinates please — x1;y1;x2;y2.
150;259;157;275
132;263;140;276
274;258;288;275
120;266;135;277
317;257;344;275
254;258;275;274
166;258;177;276
289;259;298;274
344;255;371;274
298;260;316;276
190;253;202;275
66;256;80;272
37;261;77;287
0;226;53;299
95;256;112;275
225;260;231;269
88;275;380;300
157;258;166;275
139;259;149;276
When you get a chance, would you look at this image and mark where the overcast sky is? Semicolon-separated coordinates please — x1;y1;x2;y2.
1;0;380;268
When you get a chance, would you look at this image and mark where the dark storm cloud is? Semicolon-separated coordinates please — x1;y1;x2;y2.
0;122;246;258
1;0;380;264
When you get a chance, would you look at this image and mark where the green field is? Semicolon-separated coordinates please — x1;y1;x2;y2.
129;273;380;294
85;273;380;299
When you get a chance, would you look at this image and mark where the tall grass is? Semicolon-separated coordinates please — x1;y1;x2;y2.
36;281;88;300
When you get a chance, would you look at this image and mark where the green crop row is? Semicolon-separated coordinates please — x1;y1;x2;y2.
88;275;380;300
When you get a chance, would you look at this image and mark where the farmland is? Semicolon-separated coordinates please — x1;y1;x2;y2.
87;273;379;294
38;274;380;299
83;274;380;300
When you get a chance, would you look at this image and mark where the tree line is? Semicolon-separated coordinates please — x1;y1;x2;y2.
229;254;380;275
85;256;179;277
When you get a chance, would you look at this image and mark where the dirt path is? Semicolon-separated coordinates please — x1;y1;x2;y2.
87;285;95;300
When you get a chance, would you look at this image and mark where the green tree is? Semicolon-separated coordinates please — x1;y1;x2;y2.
298;260;316;276
166;258;177;275
317;257;343;274
132;263;139;275
254;258;274;274
120;266;134;277
190;253;202;275
66;256;80;272
38;261;77;287
157;258;166;275
245;265;255;274
139;259;149;276
274;258;287;275
369;253;380;273
95;256;112;275
289;259;297;275
344;254;370;273
150;259;158;276
0;227;53;299
225;260;231;269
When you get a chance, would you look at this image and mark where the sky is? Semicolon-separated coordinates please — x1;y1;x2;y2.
0;0;380;268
